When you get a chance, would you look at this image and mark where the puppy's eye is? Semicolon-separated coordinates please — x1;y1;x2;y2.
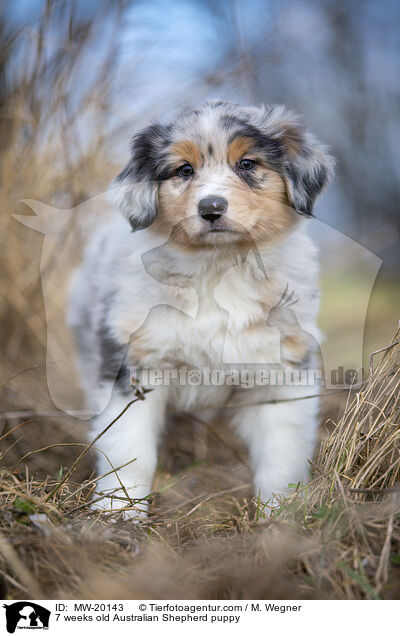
238;158;255;171
177;163;194;177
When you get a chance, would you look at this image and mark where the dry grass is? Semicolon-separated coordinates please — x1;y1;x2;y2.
0;4;399;601
0;331;399;600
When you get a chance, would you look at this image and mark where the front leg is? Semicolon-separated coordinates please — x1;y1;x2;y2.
231;395;319;507
90;384;167;519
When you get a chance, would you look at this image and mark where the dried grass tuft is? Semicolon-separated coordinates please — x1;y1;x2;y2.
0;331;399;600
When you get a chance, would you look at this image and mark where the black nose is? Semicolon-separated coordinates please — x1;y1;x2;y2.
198;196;227;222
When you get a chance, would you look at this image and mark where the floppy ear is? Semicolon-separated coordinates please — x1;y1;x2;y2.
268;107;334;215
111;122;171;231
111;176;158;231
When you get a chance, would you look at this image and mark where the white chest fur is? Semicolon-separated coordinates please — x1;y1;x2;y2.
126;256;284;371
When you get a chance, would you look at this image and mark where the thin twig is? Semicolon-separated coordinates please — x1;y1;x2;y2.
348;486;400;495
0;364;44;388
44;390;152;502
60;457;138;504
0;384;368;421
369;340;400;379
375;512;394;586
12;443;88;471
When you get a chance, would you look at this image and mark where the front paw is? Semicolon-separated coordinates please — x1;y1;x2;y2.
253;490;282;517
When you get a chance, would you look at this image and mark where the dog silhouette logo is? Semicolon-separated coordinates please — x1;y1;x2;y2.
3;602;50;633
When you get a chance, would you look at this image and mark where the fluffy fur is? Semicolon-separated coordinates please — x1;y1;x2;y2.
68;100;334;518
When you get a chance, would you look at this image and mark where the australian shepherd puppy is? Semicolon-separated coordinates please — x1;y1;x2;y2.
68;100;334;518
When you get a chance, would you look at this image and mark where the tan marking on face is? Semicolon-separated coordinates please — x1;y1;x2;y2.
227;136;254;165
170;140;202;168
152;159;298;252
226;167;297;245
154;179;194;240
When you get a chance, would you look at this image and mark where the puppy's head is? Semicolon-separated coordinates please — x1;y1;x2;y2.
113;101;334;249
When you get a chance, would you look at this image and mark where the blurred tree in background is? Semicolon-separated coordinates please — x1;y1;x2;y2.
1;0;399;269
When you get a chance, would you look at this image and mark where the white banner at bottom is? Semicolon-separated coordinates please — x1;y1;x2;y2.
1;600;398;635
